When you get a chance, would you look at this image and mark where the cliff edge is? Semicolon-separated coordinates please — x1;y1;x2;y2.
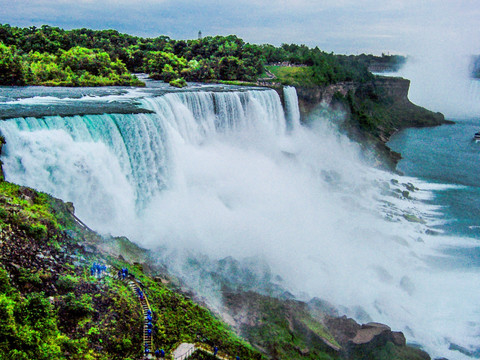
294;76;451;170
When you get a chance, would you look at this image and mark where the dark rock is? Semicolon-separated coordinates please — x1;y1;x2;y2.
66;202;75;214
325;315;361;346
405;183;418;192
19;186;37;202
392;331;406;346
351;322;391;345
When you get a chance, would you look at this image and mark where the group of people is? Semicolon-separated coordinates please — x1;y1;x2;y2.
136;287;145;301
144;342;164;358
91;263;235;360
90;262;107;278
119;267;129;280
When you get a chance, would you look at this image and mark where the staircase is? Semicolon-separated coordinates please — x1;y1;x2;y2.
126;278;154;359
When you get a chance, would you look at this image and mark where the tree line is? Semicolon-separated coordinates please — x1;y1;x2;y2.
0;24;403;87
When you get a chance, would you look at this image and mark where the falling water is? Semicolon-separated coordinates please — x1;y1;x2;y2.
0;86;478;359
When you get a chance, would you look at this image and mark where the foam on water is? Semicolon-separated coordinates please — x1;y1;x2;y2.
0;87;478;359
4;88;149;105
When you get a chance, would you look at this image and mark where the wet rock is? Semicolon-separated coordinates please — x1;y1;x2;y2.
403;214;426;224
66;202;75;214
404;182;418;192
392;331;406;346
351;322;391;345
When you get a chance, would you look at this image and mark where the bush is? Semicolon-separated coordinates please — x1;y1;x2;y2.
169;77;187;88
0;42;25;85
63;293;94;317
56;275;79;292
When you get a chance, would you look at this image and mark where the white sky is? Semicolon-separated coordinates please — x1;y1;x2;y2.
1;0;480;55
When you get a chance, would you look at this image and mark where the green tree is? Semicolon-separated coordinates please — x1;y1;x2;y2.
0;42;25;85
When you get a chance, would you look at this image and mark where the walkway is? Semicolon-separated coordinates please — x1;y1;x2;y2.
173;343;196;360
92;263;235;360
121;275;155;359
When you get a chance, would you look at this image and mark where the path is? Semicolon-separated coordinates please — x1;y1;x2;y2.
92;263;236;360
172;343;233;360
173;343;196;360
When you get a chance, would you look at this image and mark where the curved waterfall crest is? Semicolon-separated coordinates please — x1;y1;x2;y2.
0;88;288;210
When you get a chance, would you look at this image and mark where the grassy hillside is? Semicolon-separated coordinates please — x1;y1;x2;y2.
265;66;317;87
0;180;261;360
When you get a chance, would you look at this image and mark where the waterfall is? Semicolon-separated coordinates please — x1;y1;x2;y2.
0;85;478;359
0;89;287;229
283;86;301;129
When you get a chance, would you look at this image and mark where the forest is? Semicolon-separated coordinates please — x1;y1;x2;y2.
0;24;404;87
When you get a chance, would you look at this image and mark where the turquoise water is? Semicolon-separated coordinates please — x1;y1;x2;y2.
388;119;480;241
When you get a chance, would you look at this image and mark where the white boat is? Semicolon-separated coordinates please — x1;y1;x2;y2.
474;132;480;142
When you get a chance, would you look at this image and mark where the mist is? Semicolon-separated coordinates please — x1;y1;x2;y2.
384;7;480;120
2;88;479;359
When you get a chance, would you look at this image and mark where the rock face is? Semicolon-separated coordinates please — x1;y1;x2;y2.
293;76;450;170
325;317;430;360
295;81;357;115
349;322;405;348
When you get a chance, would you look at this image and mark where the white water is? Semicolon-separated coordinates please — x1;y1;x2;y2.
283;86;301;130
0;88;478;359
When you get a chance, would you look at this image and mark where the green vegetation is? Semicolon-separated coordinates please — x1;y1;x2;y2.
266;66;316;87
223;292;340;360
355;341;430;360
25;46;144;86
0;42;25;85
0;23;390;87
0;179;263;359
0;42;144;87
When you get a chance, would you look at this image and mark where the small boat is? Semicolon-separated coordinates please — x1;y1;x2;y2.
475;132;480;142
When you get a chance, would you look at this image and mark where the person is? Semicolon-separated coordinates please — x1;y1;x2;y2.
147;328;152;336
147;314;152;321
214;346;218;356
160;349;165;358
147;321;153;329
155;349;160;357
236;356;240;360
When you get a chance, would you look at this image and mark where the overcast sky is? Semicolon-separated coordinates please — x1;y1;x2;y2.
1;0;479;55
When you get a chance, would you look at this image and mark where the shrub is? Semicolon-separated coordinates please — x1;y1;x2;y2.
0;42;25;85
56;275;79;292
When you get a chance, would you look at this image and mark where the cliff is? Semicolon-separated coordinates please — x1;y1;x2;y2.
293;76;450;170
